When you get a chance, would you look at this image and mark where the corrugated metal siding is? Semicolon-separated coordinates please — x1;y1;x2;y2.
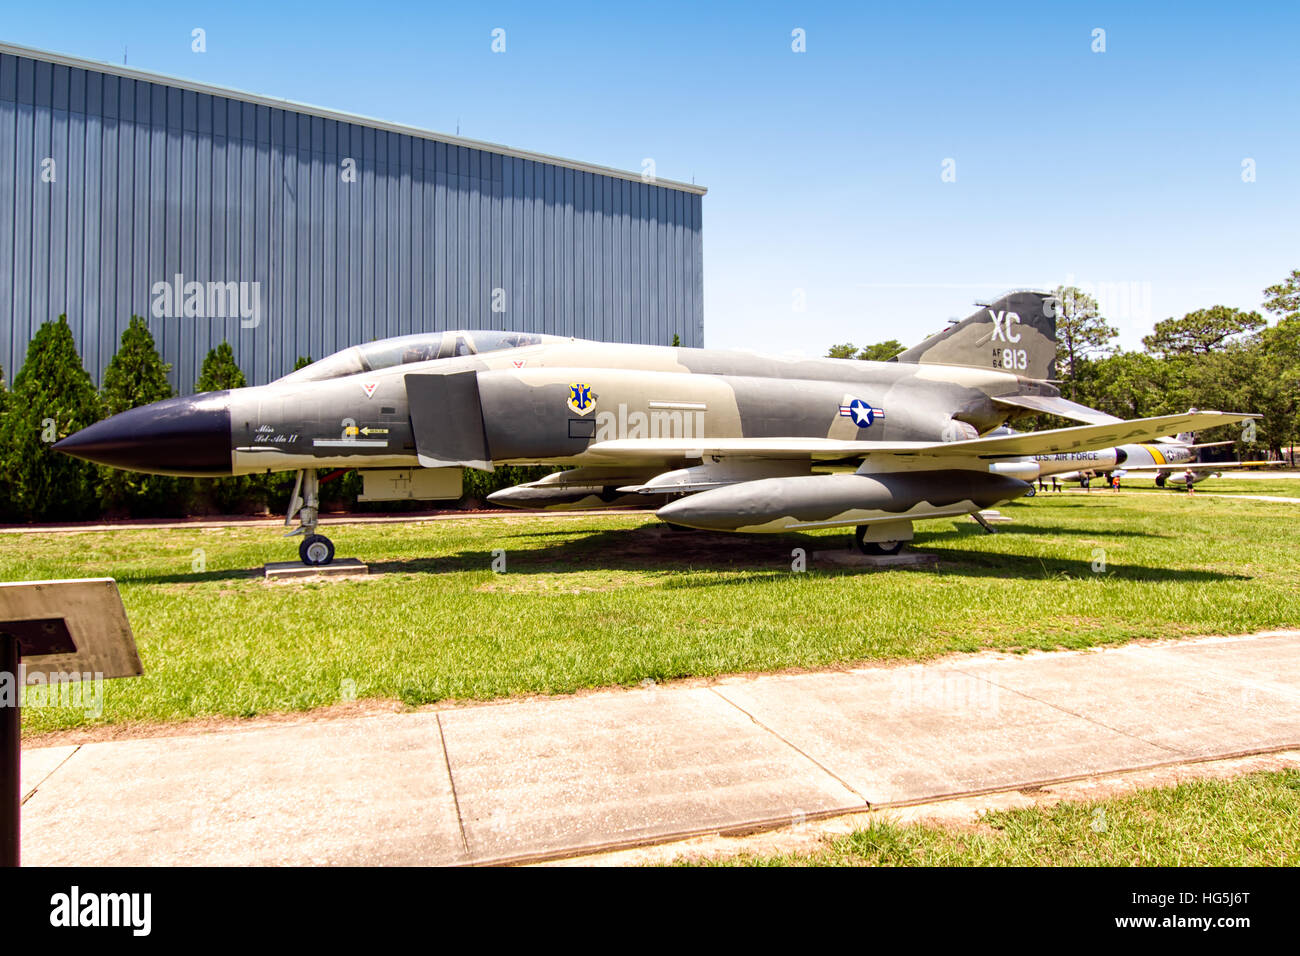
0;50;704;393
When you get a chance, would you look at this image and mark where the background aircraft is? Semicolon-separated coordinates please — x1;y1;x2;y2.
55;291;1254;565
1040;434;1276;488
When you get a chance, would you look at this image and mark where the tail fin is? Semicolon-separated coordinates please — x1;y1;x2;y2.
893;290;1058;380
1158;411;1236;447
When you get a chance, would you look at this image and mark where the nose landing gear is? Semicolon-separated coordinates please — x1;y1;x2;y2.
299;534;335;566
285;469;335;566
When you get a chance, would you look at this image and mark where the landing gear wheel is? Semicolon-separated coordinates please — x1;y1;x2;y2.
854;526;905;556
299;534;335;566
1025;487;1037;497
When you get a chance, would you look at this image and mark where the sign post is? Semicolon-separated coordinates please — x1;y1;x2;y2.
1;629;18;867
0;578;142;867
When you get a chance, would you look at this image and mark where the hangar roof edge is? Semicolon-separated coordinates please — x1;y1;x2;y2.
0;40;708;196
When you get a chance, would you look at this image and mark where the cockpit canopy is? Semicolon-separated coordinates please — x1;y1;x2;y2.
277;330;558;383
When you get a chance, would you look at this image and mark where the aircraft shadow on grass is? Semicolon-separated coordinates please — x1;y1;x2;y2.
126;567;264;586
126;520;1237;585
365;523;1241;585
941;522;1168;540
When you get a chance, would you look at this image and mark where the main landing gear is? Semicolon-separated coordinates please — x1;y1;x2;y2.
854;524;906;556
286;469;336;566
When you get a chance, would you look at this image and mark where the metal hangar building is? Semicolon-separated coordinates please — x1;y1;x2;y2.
0;41;706;392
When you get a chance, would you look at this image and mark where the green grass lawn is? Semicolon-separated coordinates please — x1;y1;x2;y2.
5;489;1299;736
689;769;1300;866
1062;476;1300;497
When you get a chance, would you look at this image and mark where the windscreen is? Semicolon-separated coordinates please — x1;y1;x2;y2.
276;330;553;383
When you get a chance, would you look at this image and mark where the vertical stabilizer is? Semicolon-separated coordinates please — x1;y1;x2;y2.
893;290;1058;380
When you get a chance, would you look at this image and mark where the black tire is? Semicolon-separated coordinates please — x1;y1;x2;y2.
299;533;335;566
1025;487;1037;497
854;526;905;556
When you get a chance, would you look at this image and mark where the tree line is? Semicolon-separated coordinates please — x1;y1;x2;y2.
827;270;1300;459
0;318;543;523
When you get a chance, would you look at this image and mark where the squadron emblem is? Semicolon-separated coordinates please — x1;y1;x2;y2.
567;383;597;416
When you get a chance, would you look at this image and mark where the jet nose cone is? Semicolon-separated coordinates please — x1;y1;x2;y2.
54;392;233;476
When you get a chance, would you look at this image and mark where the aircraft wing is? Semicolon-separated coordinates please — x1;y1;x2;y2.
1118;461;1279;473
585;437;932;463
585;410;1256;463
991;394;1123;425
945;411;1253;457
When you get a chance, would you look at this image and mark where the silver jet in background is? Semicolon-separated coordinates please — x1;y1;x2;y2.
1037;431;1276;489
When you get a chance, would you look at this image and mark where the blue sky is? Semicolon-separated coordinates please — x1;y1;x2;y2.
5;1;1298;354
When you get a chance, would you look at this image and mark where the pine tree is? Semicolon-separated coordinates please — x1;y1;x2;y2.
102;316;173;413
293;355;313;371
99;316;178;515
1052;286;1118;401
0;316;104;520
193;342;257;514
197;342;248;391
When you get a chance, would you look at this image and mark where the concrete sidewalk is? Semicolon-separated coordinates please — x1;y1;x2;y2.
19;630;1300;866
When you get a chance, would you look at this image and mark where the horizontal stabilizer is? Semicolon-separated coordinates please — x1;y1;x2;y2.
991;394;1122;425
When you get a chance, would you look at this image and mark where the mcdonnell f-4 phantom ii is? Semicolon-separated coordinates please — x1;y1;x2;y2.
55;290;1256;565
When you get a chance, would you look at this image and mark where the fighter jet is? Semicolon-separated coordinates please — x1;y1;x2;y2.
1038;434;1276;487
55;291;1255;565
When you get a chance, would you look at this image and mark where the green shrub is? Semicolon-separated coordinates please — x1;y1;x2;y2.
0;316;103;521
460;465;555;505
196;341;247;392
192;342;260;514
98;316;180;516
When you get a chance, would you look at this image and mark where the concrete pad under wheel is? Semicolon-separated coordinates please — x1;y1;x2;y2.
265;558;368;580
812;550;937;569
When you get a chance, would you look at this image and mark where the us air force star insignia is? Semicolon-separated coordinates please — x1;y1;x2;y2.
838;398;885;428
567;383;596;416
361;382;378;399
